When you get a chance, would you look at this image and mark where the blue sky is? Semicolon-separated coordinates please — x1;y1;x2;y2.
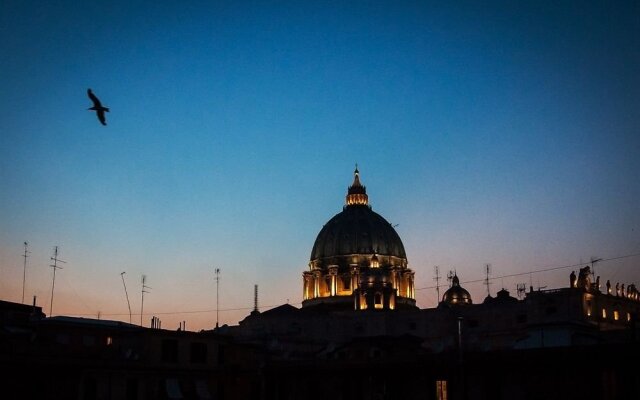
1;1;639;330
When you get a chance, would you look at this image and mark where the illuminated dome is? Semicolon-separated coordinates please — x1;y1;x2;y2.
302;167;416;310
310;202;407;262
441;274;473;306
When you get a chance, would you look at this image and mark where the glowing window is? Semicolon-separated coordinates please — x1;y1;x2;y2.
628;313;632;322
436;380;448;400
374;293;383;309
360;295;368;310
106;336;113;346
613;310;619;321
602;309;607;319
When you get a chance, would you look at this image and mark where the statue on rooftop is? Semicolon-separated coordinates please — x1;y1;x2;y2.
577;266;592;290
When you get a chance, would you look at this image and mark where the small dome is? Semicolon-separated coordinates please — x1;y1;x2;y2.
441;274;473;305
483;288;518;305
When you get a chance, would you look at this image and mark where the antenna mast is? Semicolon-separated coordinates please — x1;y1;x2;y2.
253;284;259;313
120;272;132;323
21;241;30;304
140;275;151;326
590;256;602;277
49;246;66;317
447;270;455;288
214;268;221;328
434;266;441;303
484;263;492;298
516;283;526;299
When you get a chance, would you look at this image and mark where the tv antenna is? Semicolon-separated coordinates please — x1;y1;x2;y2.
590;256;602;277
447;270;455;288
120;272;132;323
516;283;526;299
484;263;492;298
253;284;259;313
49;246;66;317
140;275;151;326
21;241;30;304
214;267;221;328
434;266;441;302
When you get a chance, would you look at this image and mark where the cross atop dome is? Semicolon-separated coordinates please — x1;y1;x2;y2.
346;165;369;206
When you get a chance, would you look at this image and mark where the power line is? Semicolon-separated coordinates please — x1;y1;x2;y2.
47;251;640;319
416;252;640;291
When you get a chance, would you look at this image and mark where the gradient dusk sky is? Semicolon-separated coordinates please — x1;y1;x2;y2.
1;1;639;331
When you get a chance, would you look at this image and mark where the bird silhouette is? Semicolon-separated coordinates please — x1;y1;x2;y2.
87;89;109;125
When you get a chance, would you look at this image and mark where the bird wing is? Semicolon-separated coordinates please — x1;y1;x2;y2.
87;89;102;107
97;110;107;125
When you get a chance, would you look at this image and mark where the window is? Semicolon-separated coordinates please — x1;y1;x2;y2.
217;345;226;365
190;342;207;364
374;293;383;309
436;380;448;400
341;276;351;291
83;377;97;400
82;335;96;346
613;310;620;321
56;333;70;345
126;378;139;400
161;339;179;363
106;336;113;346
602;308;607;319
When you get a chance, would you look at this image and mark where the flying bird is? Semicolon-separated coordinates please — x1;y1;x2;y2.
87;89;109;125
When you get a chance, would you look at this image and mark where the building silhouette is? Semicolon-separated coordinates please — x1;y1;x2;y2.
1;168;639;399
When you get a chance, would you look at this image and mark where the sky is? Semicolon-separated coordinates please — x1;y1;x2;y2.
1;1;639;331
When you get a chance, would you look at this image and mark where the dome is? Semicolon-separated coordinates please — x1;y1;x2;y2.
441;274;473;306
310;205;406;261
310;167;406;263
302;167;415;311
483;288;518;305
